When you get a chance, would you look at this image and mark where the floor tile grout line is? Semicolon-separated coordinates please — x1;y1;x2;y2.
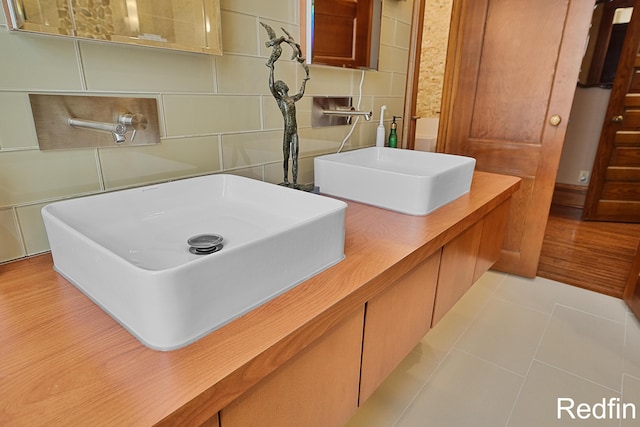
493;274;566;317
533;358;623;395
553;302;628;325
623;372;640;382
391;273;505;427
622;384;628;424
620;314;640;398
490;292;557;317
390;354;448;427
547;301;627;393
453;347;526;379
503;300;558;426
623;314;630;393
534;301;625;395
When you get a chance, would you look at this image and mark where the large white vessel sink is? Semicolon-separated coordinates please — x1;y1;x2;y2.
314;147;475;215
42;174;347;350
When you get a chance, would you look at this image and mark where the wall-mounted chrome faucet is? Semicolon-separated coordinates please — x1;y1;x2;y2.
312;96;372;127
68;118;128;143
29;94;160;150
322;106;372;122
67;113;149;143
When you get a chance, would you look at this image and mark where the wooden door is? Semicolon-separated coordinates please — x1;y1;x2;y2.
312;0;373;68
583;1;640;222
440;0;593;277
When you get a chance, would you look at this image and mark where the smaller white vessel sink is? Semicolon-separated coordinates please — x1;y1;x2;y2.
314;147;475;215
42;174;347;350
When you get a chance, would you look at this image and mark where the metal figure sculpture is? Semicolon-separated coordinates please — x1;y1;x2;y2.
261;23;310;189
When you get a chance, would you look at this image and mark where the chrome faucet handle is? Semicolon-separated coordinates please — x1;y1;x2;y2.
112;125;127;143
119;113;148;142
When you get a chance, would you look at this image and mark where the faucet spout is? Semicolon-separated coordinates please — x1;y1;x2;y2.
322;107;373;121
68;118;135;144
68;118;128;143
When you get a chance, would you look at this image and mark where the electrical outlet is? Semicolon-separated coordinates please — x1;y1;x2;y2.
578;170;590;184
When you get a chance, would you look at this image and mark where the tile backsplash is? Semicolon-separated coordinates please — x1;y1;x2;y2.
0;0;413;263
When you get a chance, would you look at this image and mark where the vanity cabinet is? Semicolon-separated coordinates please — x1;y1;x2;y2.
432;221;483;325
219;198;513;422
200;414;220;427
433;200;511;325
219;308;364;427
359;251;441;403
474;200;511;283
0;171;519;426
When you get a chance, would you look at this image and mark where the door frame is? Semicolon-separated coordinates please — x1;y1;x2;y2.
402;0;426;149
437;0;462;153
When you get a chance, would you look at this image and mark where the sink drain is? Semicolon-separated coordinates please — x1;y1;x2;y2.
188;234;224;255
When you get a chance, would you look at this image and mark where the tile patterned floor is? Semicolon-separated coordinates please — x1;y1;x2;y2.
345;271;640;427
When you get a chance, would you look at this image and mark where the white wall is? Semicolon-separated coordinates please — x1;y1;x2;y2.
556;87;611;186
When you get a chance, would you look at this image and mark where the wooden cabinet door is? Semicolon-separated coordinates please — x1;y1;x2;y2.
312;0;373;67
359;251;441;404
441;0;593;277
219;308;364;427
432;221;483;326
473;200;511;283
584;0;640;222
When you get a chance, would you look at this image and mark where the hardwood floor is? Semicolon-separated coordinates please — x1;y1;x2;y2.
537;204;640;298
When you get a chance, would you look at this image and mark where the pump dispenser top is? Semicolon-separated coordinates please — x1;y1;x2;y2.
388;116;399;148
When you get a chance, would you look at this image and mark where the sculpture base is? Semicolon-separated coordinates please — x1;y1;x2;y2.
278;182;315;192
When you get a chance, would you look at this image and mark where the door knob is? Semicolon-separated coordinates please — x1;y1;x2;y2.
549;115;562;126
612;115;624;123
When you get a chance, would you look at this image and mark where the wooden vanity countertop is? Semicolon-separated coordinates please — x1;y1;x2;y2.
0;171;520;426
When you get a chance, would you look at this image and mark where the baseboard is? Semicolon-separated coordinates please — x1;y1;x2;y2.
552;183;588;209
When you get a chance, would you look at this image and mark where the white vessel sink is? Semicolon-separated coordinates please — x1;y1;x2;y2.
42;174;347;350
314;147;475;215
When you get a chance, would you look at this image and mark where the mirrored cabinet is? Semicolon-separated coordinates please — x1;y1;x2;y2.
301;0;383;69
1;0;222;55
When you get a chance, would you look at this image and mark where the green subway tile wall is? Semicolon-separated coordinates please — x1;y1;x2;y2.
0;0;414;263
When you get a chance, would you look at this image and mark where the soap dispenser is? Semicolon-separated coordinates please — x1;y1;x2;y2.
388;116;399;148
